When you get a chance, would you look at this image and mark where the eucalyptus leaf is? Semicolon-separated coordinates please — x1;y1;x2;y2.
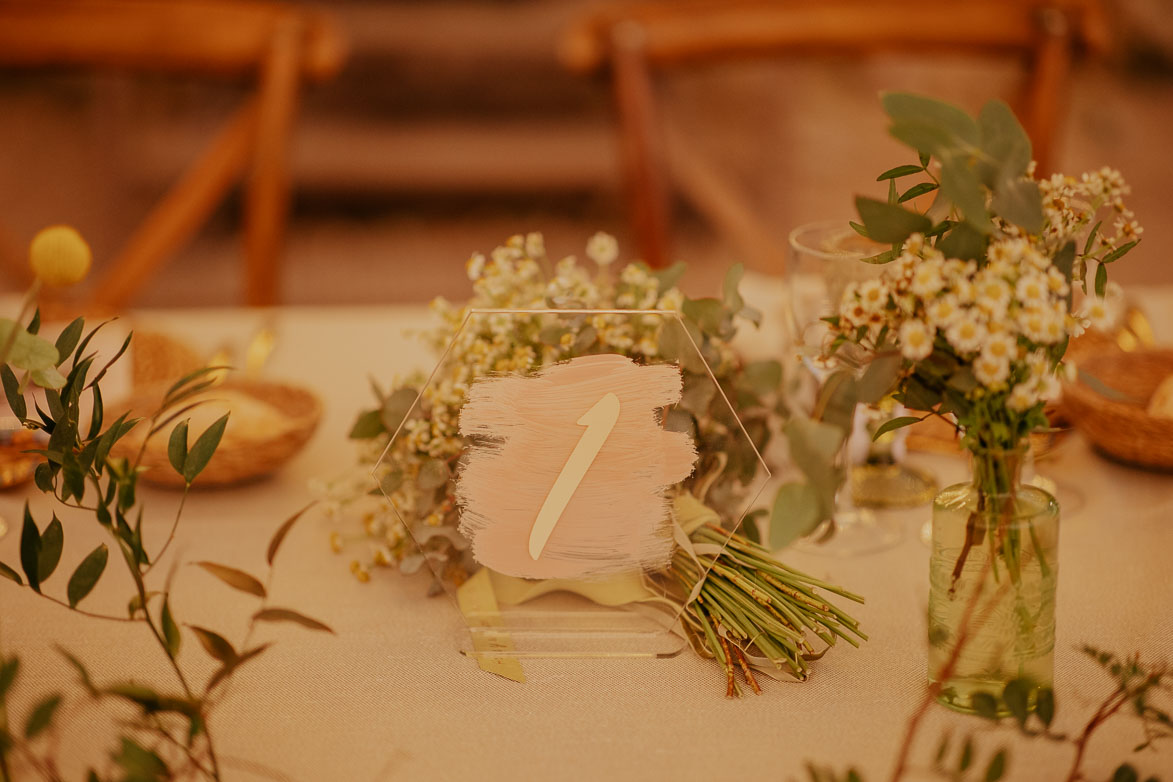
417;458;450;491
856;353;902;405
111;737;168;779
883;92;979;148
937;221;988;261
381;387;419;435
252;607;334;634
723;263;745;313
769;482;821;549
855;196;932;244
182;413;228;483
194;561;266;598
651;261;687;293
67;544;108;608
30;365;67;389
679;374;716;415
888;120;957;159
978;98;1032;182
573;325;598;353
940;153;993;234
0;319;60;373
682;297;729;338
1002;678;1032;727
991;178;1044;234
348;409;383;439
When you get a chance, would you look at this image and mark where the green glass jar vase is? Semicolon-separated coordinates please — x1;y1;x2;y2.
927;445;1059;714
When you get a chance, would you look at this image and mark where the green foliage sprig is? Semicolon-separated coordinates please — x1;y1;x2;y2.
0;309;333;782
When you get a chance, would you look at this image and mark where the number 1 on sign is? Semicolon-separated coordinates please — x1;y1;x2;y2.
528;392;621;560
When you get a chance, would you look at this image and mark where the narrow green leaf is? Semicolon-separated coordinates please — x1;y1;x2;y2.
898;182;938;203
1095;263;1107;298
252;608;334;634
959;736;974;770
0;560;22;585
36;516;63;583
985;749;1007;782
86;331;131;389
855;196;932;244
66;544;108;608
205;643;271;693
1112;764;1139;782
24;693;62;738
266;502;315;565
888;176;898;204
872;416;922;442
54;318;85;366
1036;688;1055;728
162;366;226;405
848;220;869;238
87;383;104;440
182;413;229;484
1083;221;1102;256
19;503;41;593
1101;239;1140;265
188;626;236;664
167;419;188;475
161;599;181;658
876;164;924;181
27;308;40;334
195;561;266;597
0;657;19;698
111;736;168;779
0;365;26;419
1002;678;1032;727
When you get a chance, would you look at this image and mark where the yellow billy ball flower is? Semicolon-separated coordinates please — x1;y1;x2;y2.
29;225;92;286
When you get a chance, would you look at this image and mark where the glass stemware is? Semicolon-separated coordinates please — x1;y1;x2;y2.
785;220;935;556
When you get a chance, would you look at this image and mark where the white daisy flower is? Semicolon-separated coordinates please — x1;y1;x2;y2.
899;319;935;360
945;315;987;354
1007;383;1038;413
466;252;486;281
974;273;1012;317
982;332;1018;362
1078;297;1112;330
974;353;1010;386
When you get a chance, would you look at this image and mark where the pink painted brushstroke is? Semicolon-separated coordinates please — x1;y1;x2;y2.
456;354;697;580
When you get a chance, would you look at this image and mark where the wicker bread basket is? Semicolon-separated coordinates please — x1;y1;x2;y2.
1061;348;1173;470
111;379;322;488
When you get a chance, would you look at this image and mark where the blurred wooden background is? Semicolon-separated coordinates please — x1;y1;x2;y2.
0;0;1170;307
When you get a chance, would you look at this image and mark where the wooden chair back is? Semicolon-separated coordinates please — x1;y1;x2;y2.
561;0;1110;269
0;0;347;308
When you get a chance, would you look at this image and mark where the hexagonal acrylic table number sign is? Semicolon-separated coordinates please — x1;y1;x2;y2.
373;308;771;661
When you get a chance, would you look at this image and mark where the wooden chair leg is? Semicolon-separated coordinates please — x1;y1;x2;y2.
610;21;672;269
244;15;303;307
1022;7;1073;177
667;126;788;275
91;101;259;311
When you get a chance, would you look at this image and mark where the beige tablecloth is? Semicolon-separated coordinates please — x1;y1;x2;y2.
2;289;1172;782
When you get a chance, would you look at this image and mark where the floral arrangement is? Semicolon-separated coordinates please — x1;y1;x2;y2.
0;228;332;781
330;232;864;693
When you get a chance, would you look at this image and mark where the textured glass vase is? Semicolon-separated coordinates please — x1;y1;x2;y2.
927;446;1059;714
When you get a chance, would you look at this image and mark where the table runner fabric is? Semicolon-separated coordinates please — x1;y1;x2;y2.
2;290;1171;781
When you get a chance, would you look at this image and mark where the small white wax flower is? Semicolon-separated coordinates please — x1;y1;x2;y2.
587;231;620;267
1037;374;1062;402
1018;307;1053;343
975;273;1012;316
1061;360;1078;383
903;233;926;254
974;353;1011;387
1007;383;1038;413
1046;266;1070;296
525;232;546;259
858;279;888;312
1078;297;1112;330
899;319;934;360
945;315;987;354
466;252;486;281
